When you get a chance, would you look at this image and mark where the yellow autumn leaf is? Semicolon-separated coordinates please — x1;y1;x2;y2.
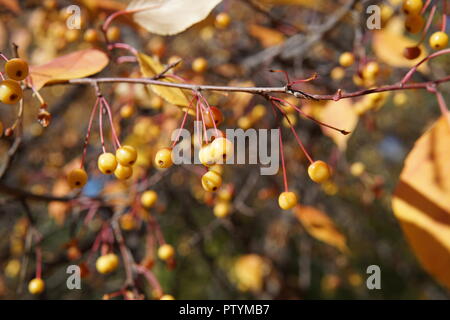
319;99;358;151
372;18;428;73
29;49;109;90
137;52;191;108
392;115;450;290
293;205;349;254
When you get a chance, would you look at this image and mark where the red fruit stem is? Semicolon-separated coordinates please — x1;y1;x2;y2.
172;109;190;148
278;128;289;193
116;56;138;64
35;246;42;279
108;42;139;56
421;0;433;14
100;97;122;149
148;217;165;246
273;101;315;164
419;5;437;44
442;0;447;32
99;101;106;154
271;96;350;135
102;4;163;33
197;93;220;137
195;98;202;147
136;265;163;297
401;48;450;85
81;97;101;168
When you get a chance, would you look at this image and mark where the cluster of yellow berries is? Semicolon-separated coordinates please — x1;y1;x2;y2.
0;58;29;105
199;137;233;192
278;160;332;210
96;253;119;274
403;0;448;51
67;145;138;189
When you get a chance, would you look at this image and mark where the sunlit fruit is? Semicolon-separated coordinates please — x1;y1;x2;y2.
158;244;175;261
28;278;45;295
96;253;119;274
308;160;332;183
67;168;88;189
201;170;222;192
278;191;298;210
141;190;158;208
97;152;118;174
116;145;138;166
155;148;173;169
5;58;29;81
429;31;449;50
0;79;23;104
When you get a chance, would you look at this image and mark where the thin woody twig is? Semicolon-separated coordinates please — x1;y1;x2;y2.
65;75;450;101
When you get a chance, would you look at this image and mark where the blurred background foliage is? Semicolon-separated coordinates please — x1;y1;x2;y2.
0;0;449;299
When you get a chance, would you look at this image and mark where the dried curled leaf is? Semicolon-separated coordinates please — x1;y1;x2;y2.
137;52;190;107
127;0;223;36
294;205;349;254
30;49;109;90
392;115;450;290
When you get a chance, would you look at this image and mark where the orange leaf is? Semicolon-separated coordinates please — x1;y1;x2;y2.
29;49;109;90
294;205;349;253
319;99;358;151
248;24;285;48
392;115;450;289
0;0;20;14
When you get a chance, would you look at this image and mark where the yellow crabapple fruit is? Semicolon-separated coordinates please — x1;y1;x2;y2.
339;52;355;67
0;79;23;104
107;26;121;42
114;164;133;180
28;278;45;295
155;148;173;169
308;160;332;183
97;153;118;174
429;31;449;50
199;144;216;167
402;0;423;15
67;168;88;189
96;253;119;274
211;137;233;163
158;244;175;261
215;12;231;29
5;58;29;81
116;145;138;166
278;192;298;210
213;201;232;218
201;170;222;192
192;57;208;73
141;190;158;208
